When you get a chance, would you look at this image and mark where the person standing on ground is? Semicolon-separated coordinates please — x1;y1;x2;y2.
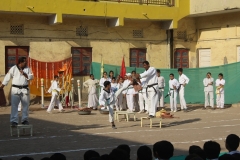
46;75;65;113
0;57;33;126
203;72;214;110
99;71;111;92
116;77;124;111
83;74;99;110
156;69;165;109
168;73;179;112
136;61;158;118
99;81;117;129
216;73;225;109
178;68;190;112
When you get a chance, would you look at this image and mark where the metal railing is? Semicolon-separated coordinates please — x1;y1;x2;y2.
81;0;175;6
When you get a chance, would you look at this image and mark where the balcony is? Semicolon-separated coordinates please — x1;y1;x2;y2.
86;0;175;6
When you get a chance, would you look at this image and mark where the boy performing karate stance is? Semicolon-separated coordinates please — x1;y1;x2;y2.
216;73;225;109
99;81;117;129
168;73;179;112
47;75;65;113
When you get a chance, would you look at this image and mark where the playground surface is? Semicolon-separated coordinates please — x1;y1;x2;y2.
0;103;240;160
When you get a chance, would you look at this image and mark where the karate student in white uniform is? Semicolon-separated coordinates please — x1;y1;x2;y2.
0;57;33;126
99;81;117;129
156;69;165;108
203;72;214;109
123;73;135;112
215;73;225;109
138;77;148;114
47;75;65;113
178;68;190;112
115;77;124;111
168;73;179;112
132;70;140;112
99;71;111;92
136;61;159;118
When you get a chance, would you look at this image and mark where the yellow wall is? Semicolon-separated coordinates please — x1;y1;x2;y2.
190;0;240;15
175;12;240;68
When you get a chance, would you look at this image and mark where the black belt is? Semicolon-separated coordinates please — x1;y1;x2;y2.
146;83;158;93
12;85;29;90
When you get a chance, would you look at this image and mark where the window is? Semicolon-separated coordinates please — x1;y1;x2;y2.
133;29;143;38
130;48;146;67
76;26;88;36
5;46;29;73
10;24;24;35
71;47;92;76
174;48;189;68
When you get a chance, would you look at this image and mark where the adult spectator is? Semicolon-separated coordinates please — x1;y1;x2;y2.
19;157;34;160
153;140;174;160
226;134;240;160
84;150;100;160
50;153;66;160
137;145;152;160
188;145;206;160
117;144;130;160
203;141;221;160
109;148;128;160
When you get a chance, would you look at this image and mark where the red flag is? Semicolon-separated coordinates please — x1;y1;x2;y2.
120;57;126;78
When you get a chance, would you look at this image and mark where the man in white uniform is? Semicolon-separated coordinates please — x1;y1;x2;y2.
156;69;165;109
168;73;179;112
138;77;148;114
203;72;214;109
99;81;117;129
0;57;33;126
47;75;65;113
136;61;159;118
122;73;135;112
178;68;189;112
216;73;225;109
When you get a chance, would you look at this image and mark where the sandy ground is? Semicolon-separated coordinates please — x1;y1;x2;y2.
0;103;240;160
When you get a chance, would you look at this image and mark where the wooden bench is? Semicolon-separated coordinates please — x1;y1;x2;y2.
10;125;33;137
114;111;136;122
141;117;162;128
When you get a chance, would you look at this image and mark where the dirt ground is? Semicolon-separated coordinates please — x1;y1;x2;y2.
0;103;240;160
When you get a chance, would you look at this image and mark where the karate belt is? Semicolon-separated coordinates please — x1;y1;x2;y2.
216;86;224;94
12;84;29;90
165;88;174;98
126;86;133;94
146;83;158;93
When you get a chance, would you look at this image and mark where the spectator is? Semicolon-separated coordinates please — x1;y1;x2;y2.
188;145;206;160
117;144;130;160
185;154;203;160
19;157;34;160
203;141;220;160
41;158;51;160
153;140;174;160
84;150;100;160
50;153;66;160
101;154;110;160
90;158;101;160
226;134;240;154
219;154;235;160
109;148;128;160
137;145;152;160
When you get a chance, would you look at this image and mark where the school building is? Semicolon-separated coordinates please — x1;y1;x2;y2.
0;0;240;102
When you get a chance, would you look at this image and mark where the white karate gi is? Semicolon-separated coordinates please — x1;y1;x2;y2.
203;77;214;108
138;78;148;112
83;79;99;109
2;65;33;123
215;79;225;108
99;89;115;122
178;74;190;110
47;80;64;112
157;76;165;108
169;79;179;112
122;80;135;112
115;83;124;111
99;77;111;91
140;67;159;116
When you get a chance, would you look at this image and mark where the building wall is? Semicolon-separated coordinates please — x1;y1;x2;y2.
174;12;240;68
0;14;169;103
190;0;240;15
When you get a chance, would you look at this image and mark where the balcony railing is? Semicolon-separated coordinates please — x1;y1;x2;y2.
82;0;175;6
